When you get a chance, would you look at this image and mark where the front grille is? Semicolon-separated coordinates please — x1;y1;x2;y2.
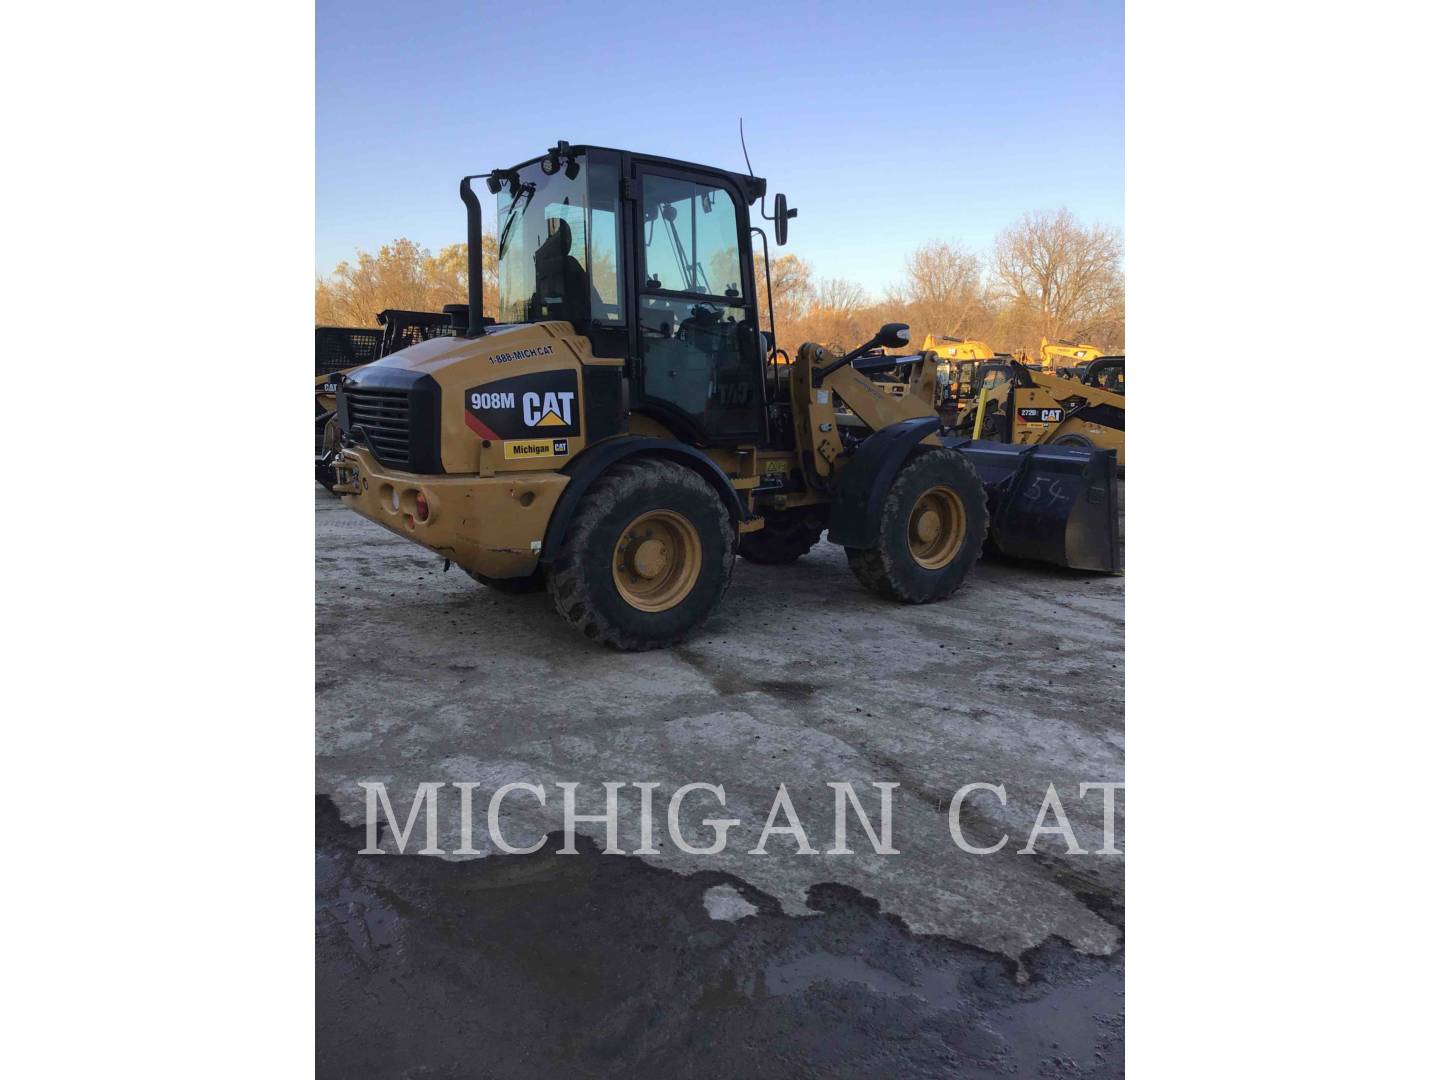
343;387;411;468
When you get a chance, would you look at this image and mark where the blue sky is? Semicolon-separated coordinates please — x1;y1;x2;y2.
317;0;1122;296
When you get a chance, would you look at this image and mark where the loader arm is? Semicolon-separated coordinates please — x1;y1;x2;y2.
790;342;941;489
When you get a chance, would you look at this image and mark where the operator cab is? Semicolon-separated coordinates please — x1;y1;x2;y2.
486;144;774;447
946;359;1016;401
1082;356;1125;395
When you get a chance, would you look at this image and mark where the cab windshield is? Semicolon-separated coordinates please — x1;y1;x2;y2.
494;157;623;329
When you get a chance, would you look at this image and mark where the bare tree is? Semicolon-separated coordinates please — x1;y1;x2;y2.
316;236;498;327
900;241;988;343
796;278;871;352
753;252;815;355
990;209;1123;348
815;277;867;313
317;217;1126;358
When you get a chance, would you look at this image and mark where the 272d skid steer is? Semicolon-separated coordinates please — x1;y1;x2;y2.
954;359;1126;468
331;142;1119;649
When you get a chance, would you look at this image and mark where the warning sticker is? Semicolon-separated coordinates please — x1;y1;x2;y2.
503;438;569;460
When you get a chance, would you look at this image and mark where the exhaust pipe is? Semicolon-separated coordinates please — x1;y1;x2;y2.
458;175;487;338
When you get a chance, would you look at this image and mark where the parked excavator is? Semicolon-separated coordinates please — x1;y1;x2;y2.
1034;337;1103;373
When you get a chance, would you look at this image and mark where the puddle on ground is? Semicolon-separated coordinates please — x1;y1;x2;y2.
704;884;760;922
765;951;966;1009
316;795;1123;1078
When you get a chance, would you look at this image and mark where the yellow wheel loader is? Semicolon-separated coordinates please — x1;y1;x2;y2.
855;345;1014;430
329;142;1119;649
916;336;996;401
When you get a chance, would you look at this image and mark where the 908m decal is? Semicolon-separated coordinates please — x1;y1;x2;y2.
464;369;581;440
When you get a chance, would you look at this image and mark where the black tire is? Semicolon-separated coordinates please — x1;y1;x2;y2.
846;449;989;604
1052;432;1096;450
466;567;547;594
547;459;735;650
739;509;826;565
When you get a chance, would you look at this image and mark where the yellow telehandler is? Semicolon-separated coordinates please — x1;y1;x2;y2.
329;142;1119;649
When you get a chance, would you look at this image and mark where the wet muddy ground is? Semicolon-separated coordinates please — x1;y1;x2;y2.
315;487;1124;1077
318;800;1122;1078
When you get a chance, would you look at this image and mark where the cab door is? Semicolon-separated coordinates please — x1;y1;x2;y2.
630;165;765;445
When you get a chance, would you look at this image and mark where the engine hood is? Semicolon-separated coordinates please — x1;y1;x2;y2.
341;319;625;476
367;321;578;377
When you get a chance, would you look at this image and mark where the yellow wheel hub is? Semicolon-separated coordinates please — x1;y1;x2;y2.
907;486;965;569
612;510;702;612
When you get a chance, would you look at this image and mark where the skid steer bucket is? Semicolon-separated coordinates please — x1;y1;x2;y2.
943;438;1122;572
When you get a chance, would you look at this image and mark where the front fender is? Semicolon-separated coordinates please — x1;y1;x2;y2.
826;416;940;549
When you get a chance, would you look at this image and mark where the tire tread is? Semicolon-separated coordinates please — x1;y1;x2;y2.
547;459;735;650
846;449;988;604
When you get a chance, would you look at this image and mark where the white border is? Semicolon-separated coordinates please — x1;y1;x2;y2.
1129;0;1430;1074
6;1;314;1071
5;0;1434;1073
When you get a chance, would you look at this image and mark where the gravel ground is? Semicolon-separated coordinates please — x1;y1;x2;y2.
315;485;1124;1077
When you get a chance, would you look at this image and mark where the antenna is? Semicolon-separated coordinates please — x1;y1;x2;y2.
740;117;754;177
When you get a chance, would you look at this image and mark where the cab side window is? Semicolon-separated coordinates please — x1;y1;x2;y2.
641;176;742;298
637;173;760;441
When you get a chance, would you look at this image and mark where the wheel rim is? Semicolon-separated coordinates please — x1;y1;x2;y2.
907;485;965;569
612;510;702;612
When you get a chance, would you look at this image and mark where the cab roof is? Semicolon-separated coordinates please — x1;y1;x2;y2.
505;143;767;205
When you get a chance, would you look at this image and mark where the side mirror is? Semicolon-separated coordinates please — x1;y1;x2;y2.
875;323;911;350
773;193;798;246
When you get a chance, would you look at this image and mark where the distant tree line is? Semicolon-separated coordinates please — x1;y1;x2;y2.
316;208;1122;356
314;236;498;329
